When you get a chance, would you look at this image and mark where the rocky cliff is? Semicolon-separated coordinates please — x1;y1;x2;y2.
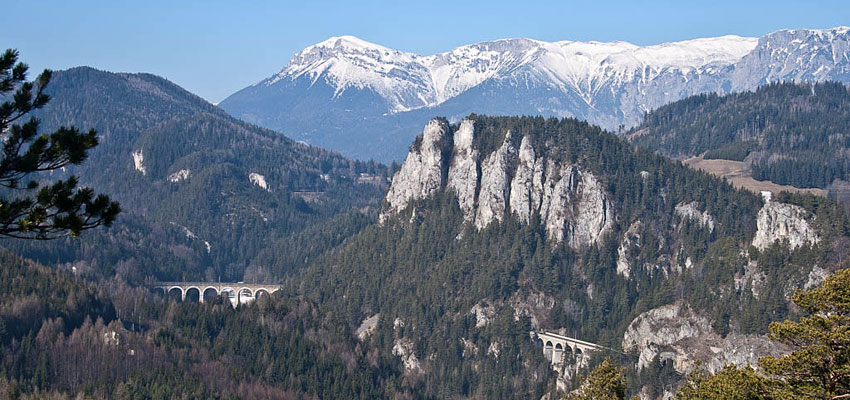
622;302;788;375
381;118;614;249
381;119;449;221
752;197;819;250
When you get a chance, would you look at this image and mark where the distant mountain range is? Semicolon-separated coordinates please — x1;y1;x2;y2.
219;26;850;162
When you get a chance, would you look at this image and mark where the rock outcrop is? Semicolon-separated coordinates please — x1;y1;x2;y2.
752;199;819;250
509;135;543;224
381;119;448;221
249;172;270;191
617;221;642;278
447;119;479;221
132;150;146;175
734;260;767;299
382;118;614;249
167;169;190;183
564;170;613;249
475;132;516;229
675;202;715;232
539;163;614;248
392;338;423;374
622;302;788;374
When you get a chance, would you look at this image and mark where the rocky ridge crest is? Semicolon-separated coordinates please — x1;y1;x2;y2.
381;118;614;249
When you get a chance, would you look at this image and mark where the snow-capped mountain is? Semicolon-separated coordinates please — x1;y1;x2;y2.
219;27;850;162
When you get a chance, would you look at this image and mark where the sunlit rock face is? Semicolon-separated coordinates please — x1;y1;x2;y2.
622;302;788;375
380;119;448;222
382;118;614;249
447;119;479;222
752;199;819;250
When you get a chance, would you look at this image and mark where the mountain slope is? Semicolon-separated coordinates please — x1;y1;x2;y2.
3;67;389;283
628;81;850;190
291;115;850;397
220;27;850;162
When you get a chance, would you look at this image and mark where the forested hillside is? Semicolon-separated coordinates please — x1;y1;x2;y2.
2;108;848;398
4;64;849;398
289;115;850;397
629;81;850;189
1;67;389;283
0;250;403;399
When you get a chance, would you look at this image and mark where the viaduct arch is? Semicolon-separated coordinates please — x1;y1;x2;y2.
151;282;282;307
533;331;603;366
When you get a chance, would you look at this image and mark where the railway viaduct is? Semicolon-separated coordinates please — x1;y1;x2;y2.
151;282;282;307
533;331;603;365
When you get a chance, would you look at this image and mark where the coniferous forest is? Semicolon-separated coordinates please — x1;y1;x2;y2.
3;20;850;400
630;81;850;189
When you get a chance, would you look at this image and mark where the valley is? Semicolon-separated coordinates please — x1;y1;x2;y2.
1;14;850;400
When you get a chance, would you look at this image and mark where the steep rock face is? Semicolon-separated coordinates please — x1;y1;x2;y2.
475;132;517;229
382;118;614;249
805;265;829;290
392;338;423;375
132;150;146;175
752;199;819;250
622;303;788;374
447;119;479;221
567;171;614;249
539;163;614;248
623;303;713;372
617;221;642;278
675;202;715;232
381;119;448;221
509;135;542;224
734;260;767;299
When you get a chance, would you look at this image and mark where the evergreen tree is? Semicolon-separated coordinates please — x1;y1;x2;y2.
675;365;786;400
566;358;626;400
0;49;119;239
759;268;850;399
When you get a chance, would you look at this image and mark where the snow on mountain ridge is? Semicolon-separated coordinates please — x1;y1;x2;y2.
270;36;434;111
219;26;850;162
731;26;850;91
264;34;761;112
422;38;545;103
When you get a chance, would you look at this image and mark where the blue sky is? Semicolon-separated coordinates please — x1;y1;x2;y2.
4;0;848;102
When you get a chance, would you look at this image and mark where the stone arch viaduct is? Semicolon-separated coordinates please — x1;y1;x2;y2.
151;282;282;307
533;331;603;365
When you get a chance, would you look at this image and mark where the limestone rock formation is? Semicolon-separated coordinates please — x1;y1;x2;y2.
447;119;479;221
381;118;614;249
752;199;819;250
380;119;448;221
475;131;516;229
617;221;642;278
539;163;614;248
622;302;788;374
675;202;715;232
509;135;542;224
566;171;614;249
392;338;423;374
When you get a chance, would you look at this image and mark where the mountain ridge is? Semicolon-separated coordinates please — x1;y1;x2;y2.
628;81;850;191
6;66;389;284
219;26;850;162
254;33;762;112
